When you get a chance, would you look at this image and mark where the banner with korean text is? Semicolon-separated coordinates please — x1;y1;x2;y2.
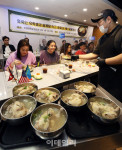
9;10;88;37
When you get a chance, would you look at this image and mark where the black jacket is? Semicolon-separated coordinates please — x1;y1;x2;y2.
2;44;16;54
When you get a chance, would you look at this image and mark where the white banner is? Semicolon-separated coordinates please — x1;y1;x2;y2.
9;10;88;37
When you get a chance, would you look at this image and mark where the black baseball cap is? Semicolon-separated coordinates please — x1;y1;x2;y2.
91;9;117;23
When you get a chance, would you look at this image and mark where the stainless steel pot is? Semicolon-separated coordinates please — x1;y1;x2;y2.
13;83;38;96
0;95;37;125
30;103;68;140
61;89;88;112
87;96;121;124
74;81;96;98
33;87;60;105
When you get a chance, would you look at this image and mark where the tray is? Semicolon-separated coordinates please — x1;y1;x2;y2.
0;119;66;149
0;120;41;149
65;108;120;139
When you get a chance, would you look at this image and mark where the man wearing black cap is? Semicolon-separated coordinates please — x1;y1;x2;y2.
72;9;122;102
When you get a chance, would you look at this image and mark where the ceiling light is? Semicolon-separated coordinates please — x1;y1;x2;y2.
83;8;87;12
116;21;118;24
35;7;39;10
84;20;87;22
64;14;68;17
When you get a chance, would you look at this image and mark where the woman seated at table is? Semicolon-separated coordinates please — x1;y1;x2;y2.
60;43;72;59
40;40;59;65
5;39;36;70
75;42;87;55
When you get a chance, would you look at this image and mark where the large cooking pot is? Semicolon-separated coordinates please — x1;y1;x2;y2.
74;81;96;98
0;95;37;125
87;96;121;124
13;83;38;96
61;89;88;112
30;103;68;139
33;87;60;105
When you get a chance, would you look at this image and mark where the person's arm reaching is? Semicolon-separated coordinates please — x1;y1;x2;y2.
71;53;98;60
79;53;98;60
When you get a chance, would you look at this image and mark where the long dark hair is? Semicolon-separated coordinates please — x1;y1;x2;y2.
17;39;29;59
62;43;71;55
46;40;57;51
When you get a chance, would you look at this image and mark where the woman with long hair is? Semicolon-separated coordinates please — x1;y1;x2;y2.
60;43;72;59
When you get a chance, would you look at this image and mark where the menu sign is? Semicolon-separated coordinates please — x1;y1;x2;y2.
9;10;88;37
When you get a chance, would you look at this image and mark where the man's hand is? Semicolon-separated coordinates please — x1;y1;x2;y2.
96;58;106;67
71;55;79;61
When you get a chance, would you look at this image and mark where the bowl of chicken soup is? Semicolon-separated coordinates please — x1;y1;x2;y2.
0;95;37;125
34;87;60;105
30;103;68;139
61;89;88;112
87;96;121;124
13;83;38;96
74;81;96;98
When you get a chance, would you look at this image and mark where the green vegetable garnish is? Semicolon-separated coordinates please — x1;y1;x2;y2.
43;115;49;122
99;101;106;106
48;113;51;117
47;92;52;96
24;86;27;89
43;114;50;122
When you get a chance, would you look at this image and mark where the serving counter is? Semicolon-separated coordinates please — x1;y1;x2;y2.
0;61;99;101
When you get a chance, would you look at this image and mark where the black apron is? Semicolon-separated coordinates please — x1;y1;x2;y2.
98;27;122;102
